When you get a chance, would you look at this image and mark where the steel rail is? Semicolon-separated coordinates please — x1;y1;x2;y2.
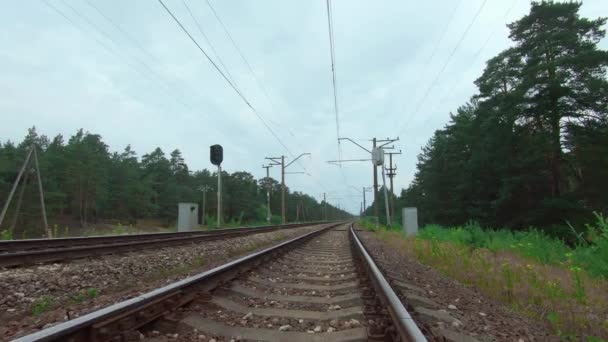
12;222;342;342
350;225;427;341
0;222;321;252
0;222;327;267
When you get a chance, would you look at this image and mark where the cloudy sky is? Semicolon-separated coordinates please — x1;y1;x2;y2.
1;0;607;214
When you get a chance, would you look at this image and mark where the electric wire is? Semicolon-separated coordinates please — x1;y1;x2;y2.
158;0;333;203
402;0;463;115
156;0;294;157
205;0;298;138
202;0;329;194
204;0;308;168
81;0;219;114
42;0;202;114
412;0;520;144
325;0;342;164
84;0;160;64
396;0;489;135
182;0;241;94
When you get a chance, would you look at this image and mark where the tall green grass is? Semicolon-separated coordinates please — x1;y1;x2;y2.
415;213;608;278
360;215;608;338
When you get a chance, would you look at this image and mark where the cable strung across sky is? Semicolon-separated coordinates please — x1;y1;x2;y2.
156;0;295;158
325;0;342;164
157;0;337;200
396;0;489;136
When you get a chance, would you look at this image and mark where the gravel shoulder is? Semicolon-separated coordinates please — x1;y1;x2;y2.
358;229;558;341
0;224;323;341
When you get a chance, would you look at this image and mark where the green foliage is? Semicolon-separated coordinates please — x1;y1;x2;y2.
359;216;402;232
70;287;99;304
571;212;608;278
417;213;608;278
1;229;12;240
86;287;99;299
372;222;608;339
31;296;54;316
0;128;350;234
391;1;608;233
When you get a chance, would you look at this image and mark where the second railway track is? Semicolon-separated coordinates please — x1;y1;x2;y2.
13;223;428;341
0;222;322;268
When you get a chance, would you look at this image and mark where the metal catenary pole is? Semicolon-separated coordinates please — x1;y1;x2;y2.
266;153;310;225
263;165;272;223
363;187;366;213
381;164;391;226
328;136;398;225
281;156;285;224
372;138;379;225
385;151;401;218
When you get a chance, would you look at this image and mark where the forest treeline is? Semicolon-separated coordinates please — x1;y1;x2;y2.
378;1;608;239
0;127;348;237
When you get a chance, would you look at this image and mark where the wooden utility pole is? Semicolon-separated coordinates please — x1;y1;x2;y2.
33;148;50;237
0;146;35;229
10;169;30;232
0;145;50;238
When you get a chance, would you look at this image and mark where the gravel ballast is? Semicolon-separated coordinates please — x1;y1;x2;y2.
357;228;558;341
0;224;323;341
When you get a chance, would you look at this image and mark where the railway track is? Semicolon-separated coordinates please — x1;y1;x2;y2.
0;222;323;268
12;223;428;341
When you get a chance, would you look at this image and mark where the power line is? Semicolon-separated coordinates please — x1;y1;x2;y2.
181;0;241;93
202;0;325;192
204;0;304;150
324;0;353;203
156;0;294;157
396;0;489;136
80;0;227;116
42;0;200;113
158;0;333;199
401;0;463;115
412;0;521;135
206;0;295;136
325;0;342;163
84;0;160;64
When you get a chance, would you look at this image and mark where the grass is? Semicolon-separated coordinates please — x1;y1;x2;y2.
360;215;608;340
69;288;100;304
1;229;12;240
31;296;54;317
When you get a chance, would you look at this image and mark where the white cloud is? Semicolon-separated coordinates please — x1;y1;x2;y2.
0;0;606;213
